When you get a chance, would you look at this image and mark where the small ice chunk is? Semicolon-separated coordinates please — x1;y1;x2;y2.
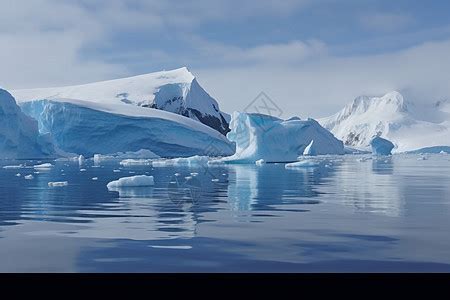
34;163;53;170
440;151;447;154
120;159;153;167
107;175;155;189
255;159;266;166
24;175;34;180
185;176;193;180
285;159;323;169
212;178;220;183
190;172;199;177
3;165;23;169
48;181;69;187
92;177;99;181
152;160;168;167
15;173;22;177
113;169;121;173
78;155;85;165
80;169;87;172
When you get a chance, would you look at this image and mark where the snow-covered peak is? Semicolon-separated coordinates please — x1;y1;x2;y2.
12;67;230;135
320;91;450;152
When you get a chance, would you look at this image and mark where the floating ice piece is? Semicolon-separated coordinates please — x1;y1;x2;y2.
107;175;155;189
255;159;266;166
440;151;447;154
80;169;87;172
48;181;69;187
34;163;53;170
370;136;395;156
211;178;220;183
3;165;24;169
92;177;99;181
285;159;328;169
120;159;153;167
15;173;22;177
78;155;85;165
113;169;121;173
24;175;34;180
190;172;199;177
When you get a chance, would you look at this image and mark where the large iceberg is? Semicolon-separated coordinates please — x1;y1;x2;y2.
222;112;344;163
13;67;230;135
20;100;235;158
0;89;55;159
370;136;394;156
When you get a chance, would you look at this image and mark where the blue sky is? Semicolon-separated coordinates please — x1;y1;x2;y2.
1;0;450;117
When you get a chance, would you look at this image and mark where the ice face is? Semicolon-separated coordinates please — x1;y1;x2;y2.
370;136;395;156
0;89;55;159
20;100;235;158
223;112;344;163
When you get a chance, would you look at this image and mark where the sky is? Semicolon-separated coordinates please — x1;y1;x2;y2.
1;0;450;118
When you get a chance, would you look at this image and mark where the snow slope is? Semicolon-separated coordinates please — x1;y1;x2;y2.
0;89;55;159
20;100;235;158
12;67;231;135
223;112;344;163
320;91;450;153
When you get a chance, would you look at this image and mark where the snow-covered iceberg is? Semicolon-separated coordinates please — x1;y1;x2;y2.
370;136;395;156
0;89;55;159
12;67;230;135
19;99;235;158
222;112;344;163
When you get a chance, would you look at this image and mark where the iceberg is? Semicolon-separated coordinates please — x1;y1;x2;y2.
107;175;155;189
19;100;235;158
223;112;344;163
13;67;231;135
0;89;55;159
370;136;395;156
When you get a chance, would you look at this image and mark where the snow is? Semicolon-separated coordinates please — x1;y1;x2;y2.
406;146;450;154
107;175;155;189
370;136;395;156
223;112;344;163
48;181;68;187
19;100;235;158
320;91;450;153
12;67;230;135
0;89;55;159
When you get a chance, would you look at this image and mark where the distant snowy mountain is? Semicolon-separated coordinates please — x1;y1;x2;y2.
12;67;231;135
320;91;450;153
0;89;54;158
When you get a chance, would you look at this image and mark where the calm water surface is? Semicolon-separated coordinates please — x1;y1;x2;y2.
1;155;450;272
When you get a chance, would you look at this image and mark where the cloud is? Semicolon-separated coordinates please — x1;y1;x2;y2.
359;12;415;32
195;39;450;118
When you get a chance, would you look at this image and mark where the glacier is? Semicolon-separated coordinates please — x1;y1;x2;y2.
320;91;450;153
20;100;235;158
222;112;345;163
0;89;55;159
370;136;395;156
12;67;230;135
